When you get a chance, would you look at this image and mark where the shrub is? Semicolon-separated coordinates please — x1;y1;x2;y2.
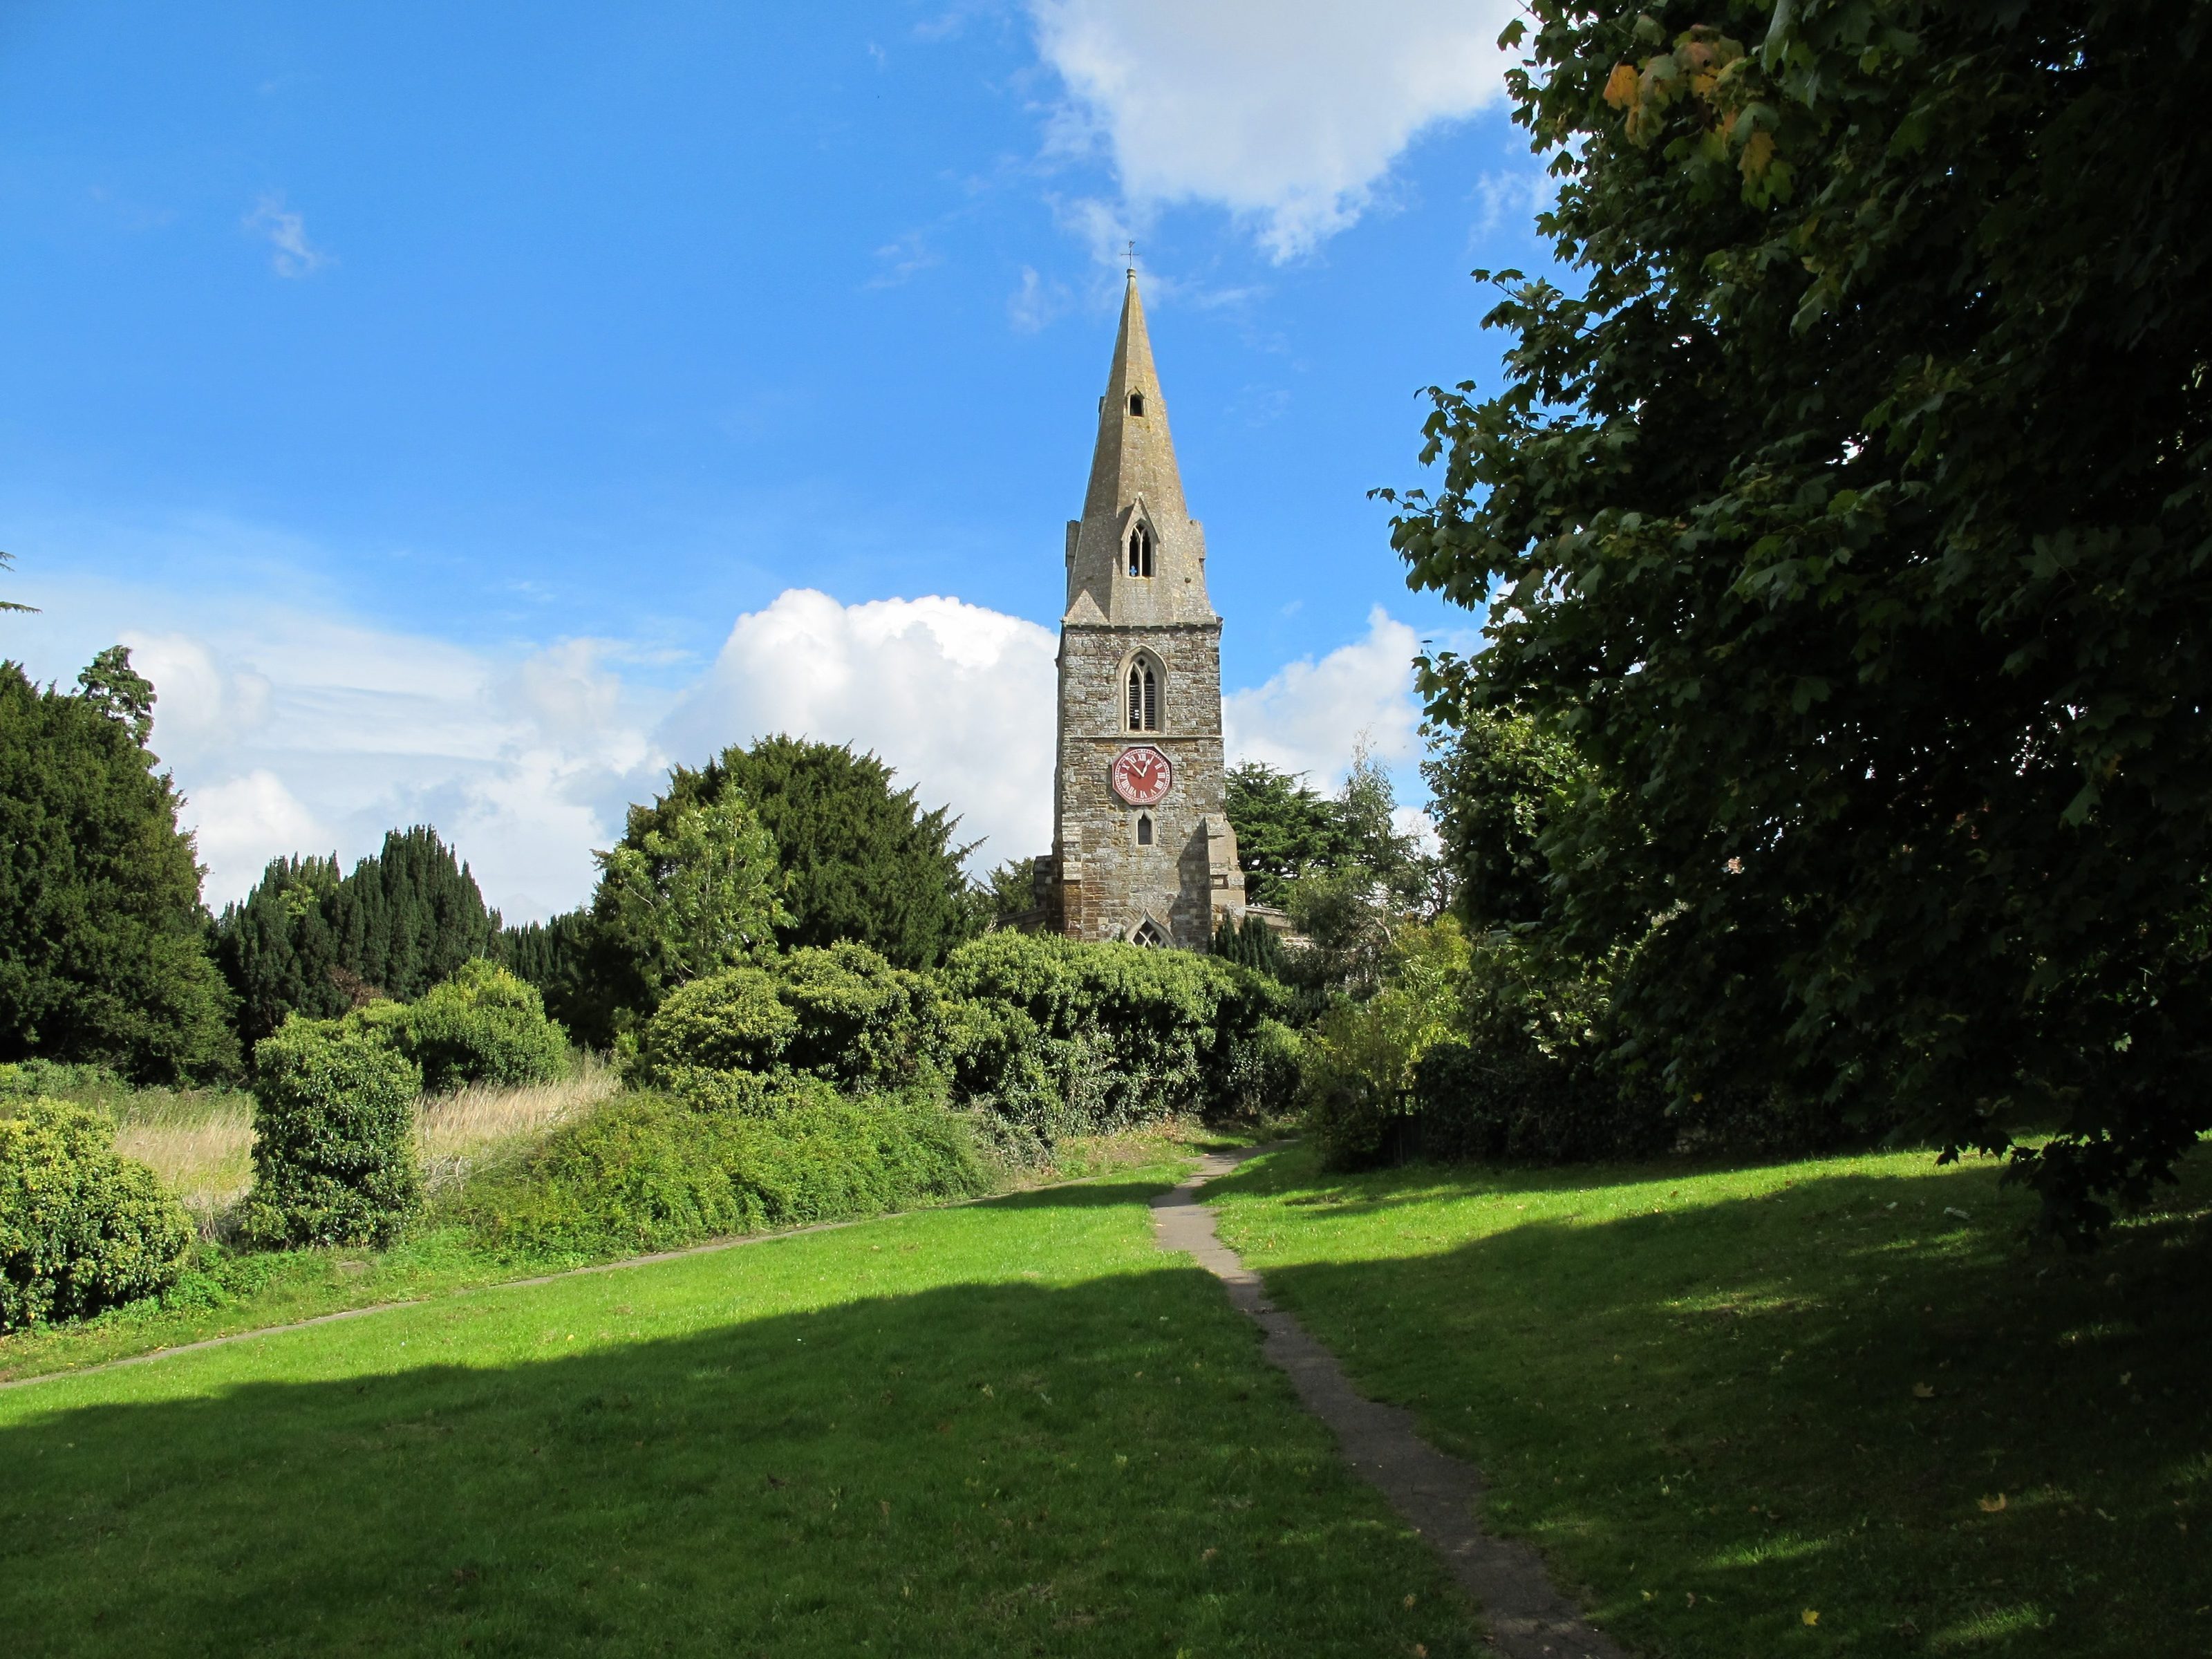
775;942;939;1087
1217;1017;1304;1121
0;1096;193;1331
399;960;570;1093
241;1018;422;1248
460;1078;991;1257
630;966;796;1099
937;932;1280;1138
1300;919;1472;1167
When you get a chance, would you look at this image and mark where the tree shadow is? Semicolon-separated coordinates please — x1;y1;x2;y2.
1224;1150;2212;1655
2;1266;1480;1659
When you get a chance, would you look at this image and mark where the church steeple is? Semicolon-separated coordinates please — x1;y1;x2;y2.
1063;269;1214;626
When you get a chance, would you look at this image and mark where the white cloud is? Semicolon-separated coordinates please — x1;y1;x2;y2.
243;192;332;278
1223;606;1423;785
659;589;1061;873
24;561;1427;921
1028;0;1517;259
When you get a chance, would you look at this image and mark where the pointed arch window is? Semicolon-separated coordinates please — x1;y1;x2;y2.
1136;813;1154;846
1127;522;1153;577
1126;659;1159;731
1131;917;1169;948
1128;392;1146;417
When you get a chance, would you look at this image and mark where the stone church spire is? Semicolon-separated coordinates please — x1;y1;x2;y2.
1044;265;1246;949
1063;270;1215;628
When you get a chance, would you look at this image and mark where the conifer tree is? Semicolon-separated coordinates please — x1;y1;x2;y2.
0;653;238;1080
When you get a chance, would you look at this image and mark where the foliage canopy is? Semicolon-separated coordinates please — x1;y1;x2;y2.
1385;0;2212;1239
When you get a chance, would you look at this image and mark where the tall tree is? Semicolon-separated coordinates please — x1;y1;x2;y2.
592;794;787;1012
624;735;975;970
1382;0;2212;1238
0;653;237;1080
1422;711;1591;928
1222;762;1346;905
325;826;498;1002
212;855;347;1044
213;826;498;1042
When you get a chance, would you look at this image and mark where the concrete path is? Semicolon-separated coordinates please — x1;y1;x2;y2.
1151;1147;1629;1659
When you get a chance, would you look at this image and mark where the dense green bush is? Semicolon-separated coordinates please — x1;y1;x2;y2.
460;1079;990;1257
1217;1016;1304;1121
775;943;939;1087
1300;920;1472;1167
241;1018;422;1248
0;1095;193;1331
397;960;569;1093
630;966;797;1100
938;932;1279;1138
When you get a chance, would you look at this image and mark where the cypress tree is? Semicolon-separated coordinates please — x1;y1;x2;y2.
213;854;347;1044
213;825;496;1038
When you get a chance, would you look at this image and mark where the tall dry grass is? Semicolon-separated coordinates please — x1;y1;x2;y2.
415;1060;619;1197
102;1057;619;1236
113;1094;256;1237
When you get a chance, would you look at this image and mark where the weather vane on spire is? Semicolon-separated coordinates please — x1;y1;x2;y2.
1126;239;1136;272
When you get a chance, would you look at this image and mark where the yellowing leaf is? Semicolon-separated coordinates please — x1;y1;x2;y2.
1913;1382;1936;1398
1803;1609;1821;1627
1978;1494;2007;1512
1741;130;1776;178
1603;63;1642;110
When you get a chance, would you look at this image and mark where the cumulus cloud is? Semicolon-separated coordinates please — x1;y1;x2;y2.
1029;0;1518;259
26;565;1426;921
659;589;1061;872
1222;606;1423;785
243;193;332;278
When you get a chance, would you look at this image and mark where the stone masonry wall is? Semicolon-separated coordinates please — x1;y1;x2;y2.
1051;619;1246;948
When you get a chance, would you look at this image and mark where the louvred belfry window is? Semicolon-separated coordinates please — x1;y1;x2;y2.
1125;661;1159;731
1127;522;1153;577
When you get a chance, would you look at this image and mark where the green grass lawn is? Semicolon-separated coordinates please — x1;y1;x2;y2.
0;1126;1212;1385
1208;1143;2212;1658
1;1165;1477;1658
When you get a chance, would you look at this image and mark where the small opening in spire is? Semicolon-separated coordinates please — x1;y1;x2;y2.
1128;391;1146;417
1127;523;1154;578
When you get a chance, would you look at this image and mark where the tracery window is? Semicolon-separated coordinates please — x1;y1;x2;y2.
1131;917;1169;948
1125;659;1159;731
1127;522;1153;577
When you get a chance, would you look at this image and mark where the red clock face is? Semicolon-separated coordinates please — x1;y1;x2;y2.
1110;745;1172;806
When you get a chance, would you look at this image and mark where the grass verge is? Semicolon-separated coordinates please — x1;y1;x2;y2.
1208;1142;2212;1657
2;1168;1478;1658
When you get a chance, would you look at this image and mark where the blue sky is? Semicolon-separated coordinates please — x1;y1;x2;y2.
1;1;1548;919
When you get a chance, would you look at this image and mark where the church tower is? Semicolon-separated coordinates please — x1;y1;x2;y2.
1046;269;1246;947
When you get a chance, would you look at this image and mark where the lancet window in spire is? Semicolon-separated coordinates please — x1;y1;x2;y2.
1128;392;1145;416
1127;522;1153;577
1126;659;1159;731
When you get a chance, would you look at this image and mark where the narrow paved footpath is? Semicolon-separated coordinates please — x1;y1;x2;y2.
1152;1148;1629;1659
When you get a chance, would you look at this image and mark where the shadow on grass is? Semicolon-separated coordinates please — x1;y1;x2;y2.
0;1264;1480;1659
1216;1145;2212;1657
